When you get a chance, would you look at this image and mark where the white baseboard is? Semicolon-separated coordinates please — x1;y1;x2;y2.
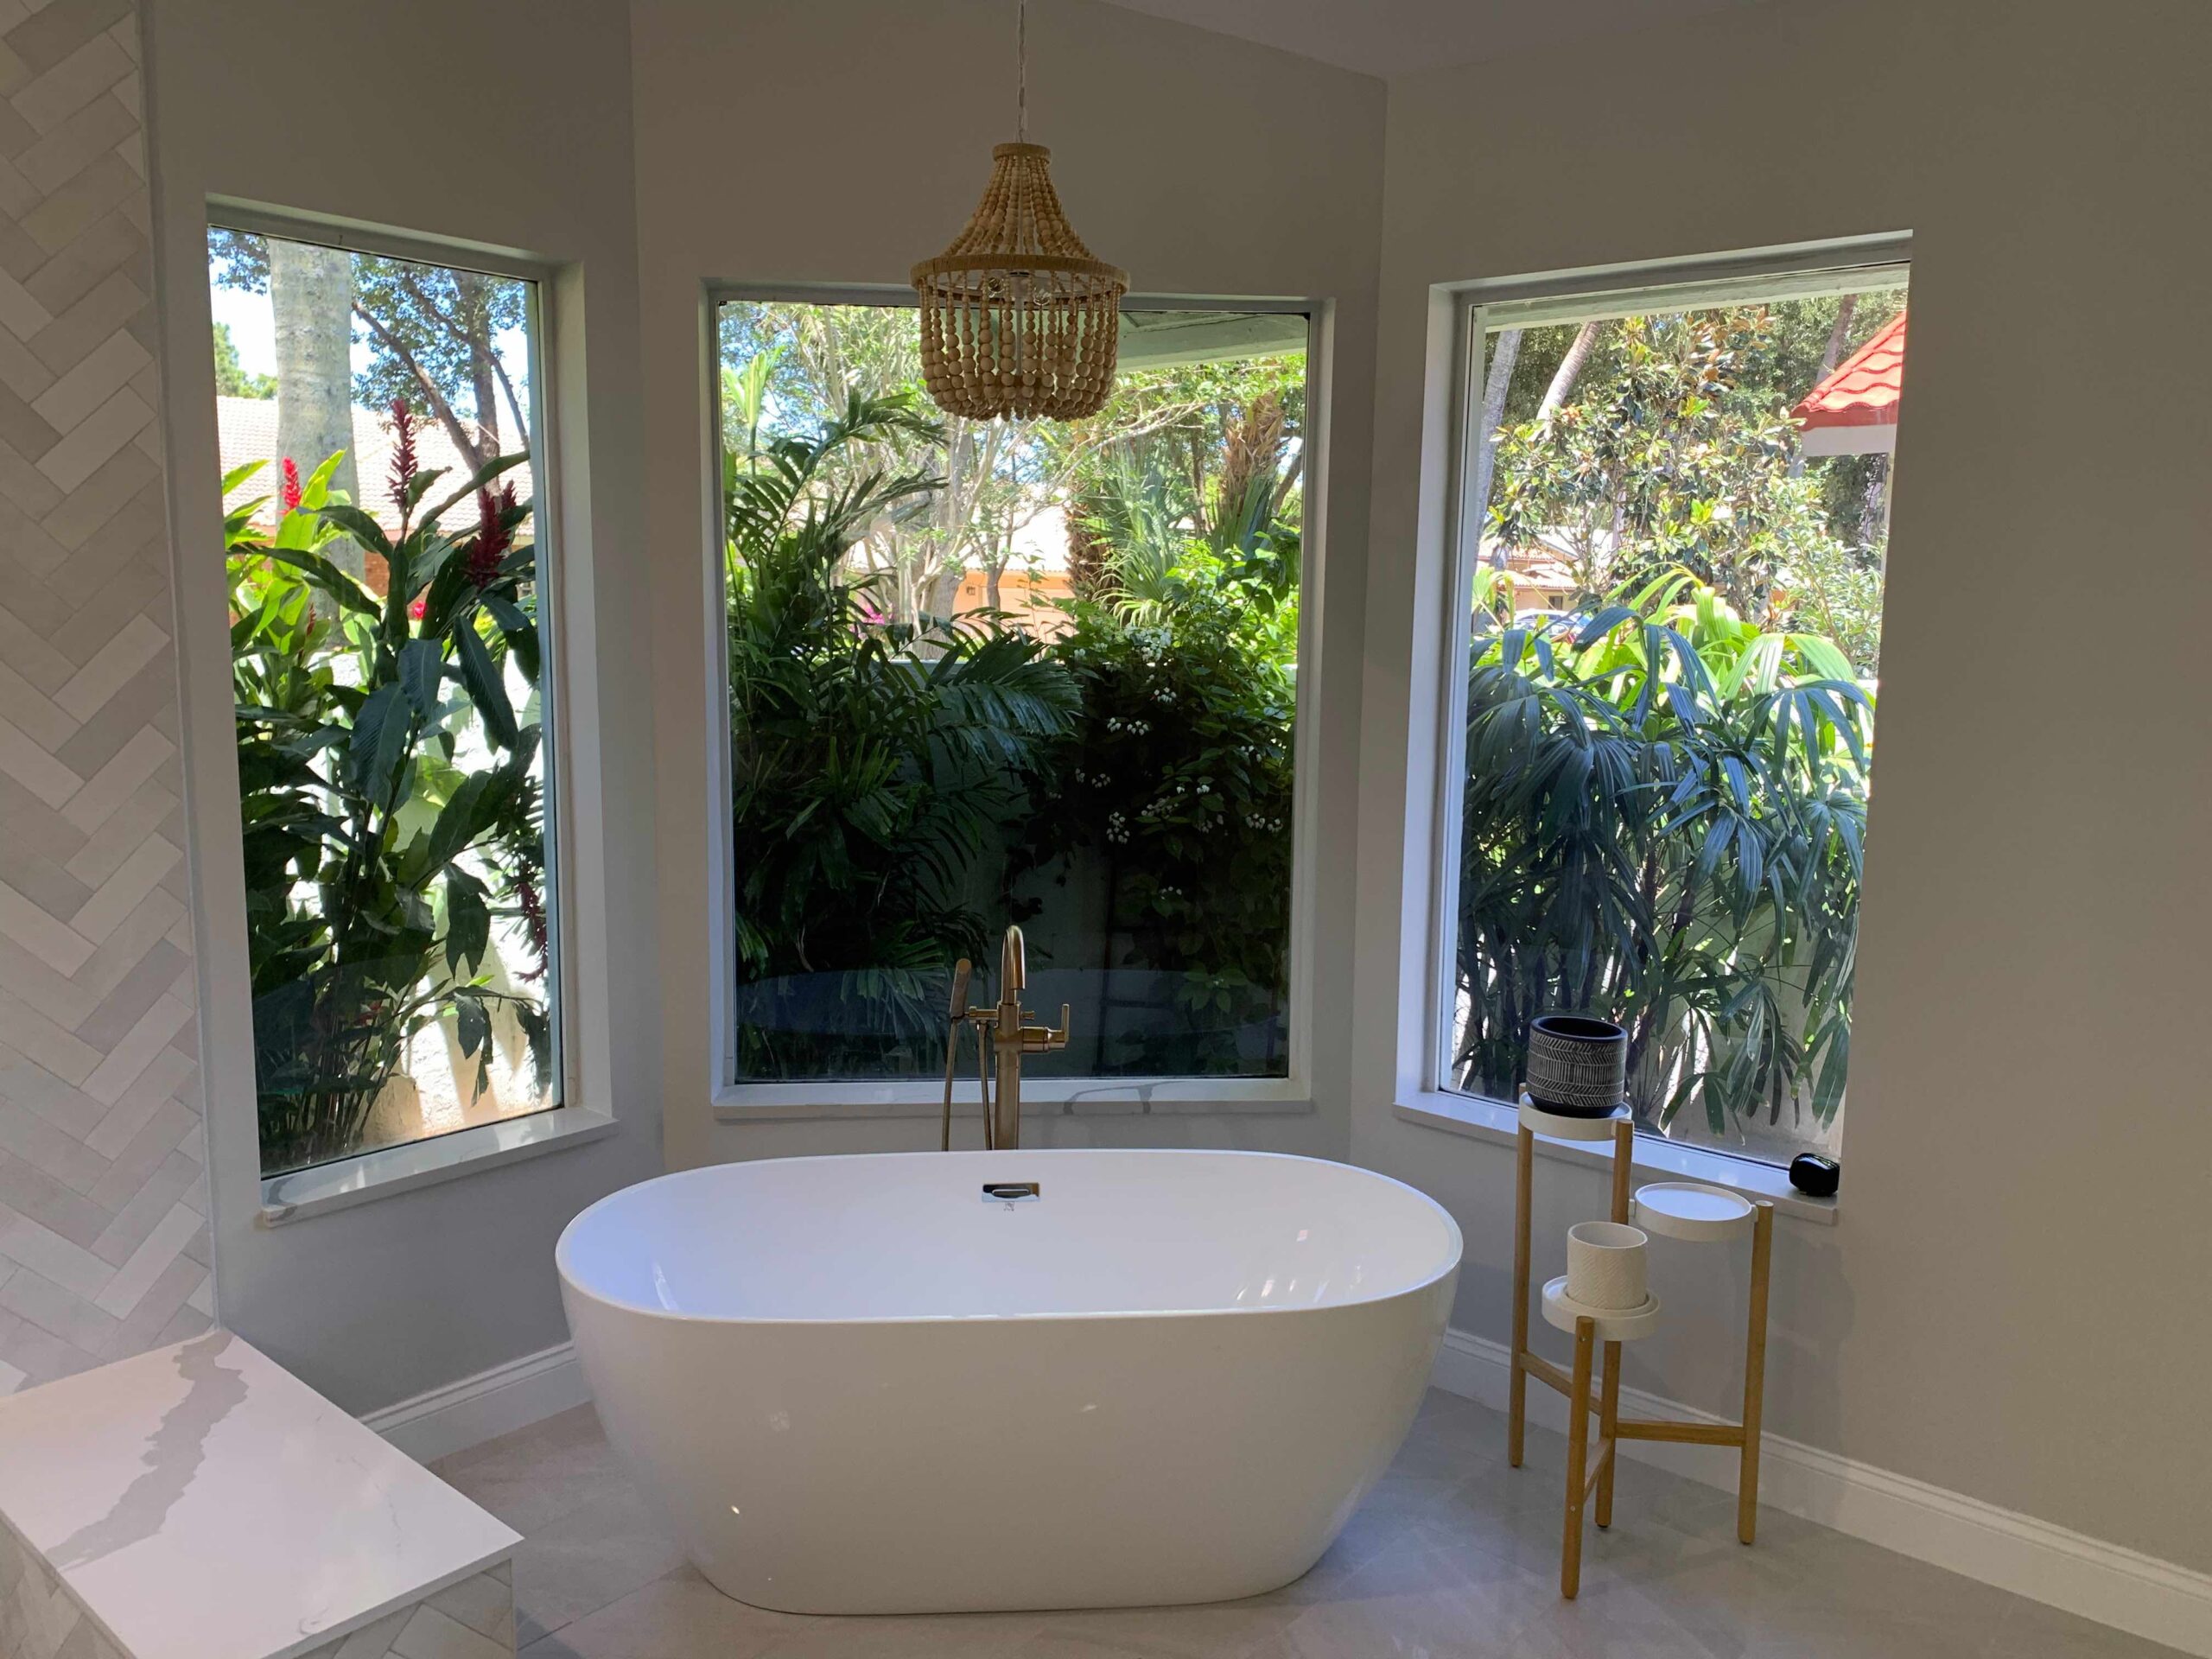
361;1342;589;1465
1432;1327;2212;1657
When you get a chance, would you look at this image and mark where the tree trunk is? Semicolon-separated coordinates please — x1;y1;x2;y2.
1471;328;1522;570
1818;294;1858;380
1066;511;1109;601
270;239;360;572
470;344;499;452
1537;320;1600;424
1789;296;1859;482
453;274;500;453
924;567;963;620
1217;390;1287;546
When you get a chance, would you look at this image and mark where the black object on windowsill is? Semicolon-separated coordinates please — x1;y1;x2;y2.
1789;1154;1840;1198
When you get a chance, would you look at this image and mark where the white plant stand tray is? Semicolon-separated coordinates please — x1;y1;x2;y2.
0;1332;519;1659
1634;1180;1756;1242
1541;1274;1662;1342
1517;1095;1631;1142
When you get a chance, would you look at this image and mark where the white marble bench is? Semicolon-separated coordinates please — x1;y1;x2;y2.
0;1332;520;1659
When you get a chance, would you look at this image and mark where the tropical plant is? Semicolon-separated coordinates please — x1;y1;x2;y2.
1071;452;1187;619
228;416;550;1173
1452;568;1871;1138
1010;546;1299;1074
725;391;1077;1077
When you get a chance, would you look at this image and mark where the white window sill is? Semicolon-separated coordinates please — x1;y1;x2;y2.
715;1076;1314;1122
1393;1090;1838;1224
257;1107;618;1227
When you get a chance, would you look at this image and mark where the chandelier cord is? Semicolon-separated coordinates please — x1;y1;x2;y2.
1016;0;1027;143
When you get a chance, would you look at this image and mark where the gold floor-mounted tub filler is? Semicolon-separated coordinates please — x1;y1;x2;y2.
941;925;1070;1151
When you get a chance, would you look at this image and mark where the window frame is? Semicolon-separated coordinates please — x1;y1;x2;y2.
201;204;603;1217
1423;238;1912;1172
702;283;1327;1119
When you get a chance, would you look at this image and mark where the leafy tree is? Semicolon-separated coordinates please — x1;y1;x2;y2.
213;321;274;398
210;232;532;480
1486;307;1890;671
350;256;529;470
228;423;550;1171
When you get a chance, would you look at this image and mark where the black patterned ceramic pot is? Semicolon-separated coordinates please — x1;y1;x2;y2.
1524;1014;1628;1116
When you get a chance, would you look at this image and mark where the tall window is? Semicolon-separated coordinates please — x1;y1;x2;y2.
716;299;1308;1086
208;227;561;1176
1442;261;1907;1165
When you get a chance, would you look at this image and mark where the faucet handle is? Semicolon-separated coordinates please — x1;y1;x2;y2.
1020;1004;1071;1052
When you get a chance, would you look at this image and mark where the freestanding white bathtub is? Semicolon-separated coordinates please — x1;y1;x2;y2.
556;1147;1460;1615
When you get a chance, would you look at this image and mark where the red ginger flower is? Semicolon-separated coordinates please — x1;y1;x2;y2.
466;483;518;588
409;596;427;621
280;457;302;512
388;399;419;517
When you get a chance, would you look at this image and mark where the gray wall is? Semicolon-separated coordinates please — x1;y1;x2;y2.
1350;0;2212;1568
627;0;1385;1169
143;0;666;1413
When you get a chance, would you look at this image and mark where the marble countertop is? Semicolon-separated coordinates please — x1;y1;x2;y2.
0;1332;520;1659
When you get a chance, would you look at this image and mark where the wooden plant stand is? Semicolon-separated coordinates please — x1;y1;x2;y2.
1508;1096;1775;1598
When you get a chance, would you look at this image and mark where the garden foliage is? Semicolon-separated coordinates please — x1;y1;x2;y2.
1008;547;1298;1074
726;296;1883;1145
1454;569;1870;1134
723;392;1077;1076
228;419;552;1173
723;377;1301;1080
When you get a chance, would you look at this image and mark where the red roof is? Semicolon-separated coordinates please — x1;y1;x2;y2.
1792;308;1906;430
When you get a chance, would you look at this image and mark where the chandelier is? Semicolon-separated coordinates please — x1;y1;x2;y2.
911;0;1128;421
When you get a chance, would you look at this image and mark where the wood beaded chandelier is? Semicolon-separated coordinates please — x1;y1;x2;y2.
911;0;1128;421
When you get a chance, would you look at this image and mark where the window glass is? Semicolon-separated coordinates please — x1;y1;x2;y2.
717;300;1307;1084
1448;276;1905;1164
208;228;560;1175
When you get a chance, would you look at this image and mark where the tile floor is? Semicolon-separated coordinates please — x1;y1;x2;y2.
432;1390;2177;1657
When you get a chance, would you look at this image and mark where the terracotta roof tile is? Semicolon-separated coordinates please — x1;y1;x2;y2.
1792;308;1907;429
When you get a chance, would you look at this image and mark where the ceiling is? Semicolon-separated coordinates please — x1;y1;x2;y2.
1096;0;1764;79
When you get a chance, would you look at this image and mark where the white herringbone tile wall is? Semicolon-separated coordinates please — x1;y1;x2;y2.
0;0;213;1392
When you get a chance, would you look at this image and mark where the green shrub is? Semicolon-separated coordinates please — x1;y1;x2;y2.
1011;548;1298;1073
1452;569;1870;1135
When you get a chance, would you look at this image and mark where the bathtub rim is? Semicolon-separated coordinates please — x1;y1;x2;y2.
556;1147;1464;1329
